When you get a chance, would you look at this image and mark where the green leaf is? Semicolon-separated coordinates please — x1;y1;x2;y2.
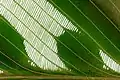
91;0;120;29
1;0;120;79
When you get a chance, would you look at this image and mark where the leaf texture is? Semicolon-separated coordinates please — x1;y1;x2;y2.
0;0;120;78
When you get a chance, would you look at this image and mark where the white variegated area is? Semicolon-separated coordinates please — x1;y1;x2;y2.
99;50;120;73
0;70;3;74
0;0;78;71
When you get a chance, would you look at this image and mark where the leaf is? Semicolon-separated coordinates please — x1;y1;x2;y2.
0;16;47;75
1;0;120;79
91;0;120;29
48;0;120;76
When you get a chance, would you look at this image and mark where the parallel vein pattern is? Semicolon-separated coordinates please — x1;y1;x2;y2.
0;0;78;73
1;0;120;77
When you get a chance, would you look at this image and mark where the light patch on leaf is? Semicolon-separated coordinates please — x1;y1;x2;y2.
99;50;120;73
28;60;36;67
24;40;67;70
0;70;3;74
